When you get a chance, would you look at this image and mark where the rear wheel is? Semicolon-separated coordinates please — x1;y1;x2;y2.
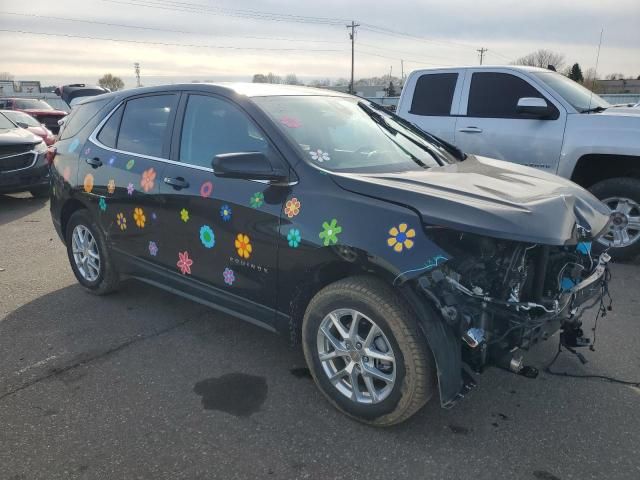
590;177;640;261
65;209;119;295
302;276;436;426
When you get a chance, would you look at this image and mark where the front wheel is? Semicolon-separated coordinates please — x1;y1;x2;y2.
590;177;640;261
302;277;436;426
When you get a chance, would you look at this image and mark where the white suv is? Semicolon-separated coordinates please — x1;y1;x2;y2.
397;66;640;259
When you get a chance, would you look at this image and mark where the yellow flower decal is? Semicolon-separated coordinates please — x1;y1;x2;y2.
133;207;146;228
107;179;116;194
83;173;94;193
180;208;189;223
116;212;127;231
387;223;415;252
235;233;252;259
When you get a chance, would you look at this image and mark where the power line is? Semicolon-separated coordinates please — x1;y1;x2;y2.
357;50;457;67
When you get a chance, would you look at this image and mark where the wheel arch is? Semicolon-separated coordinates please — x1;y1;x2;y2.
60;198;88;243
571;154;640;188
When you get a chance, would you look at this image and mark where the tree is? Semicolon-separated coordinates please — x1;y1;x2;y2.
266;72;281;84
334;78;350;87
512;49;565;71
309;78;331;87
0;72;14;81
283;73;299;85
252;74;268;83
604;73;625;80
98;73;124;91
567;63;584;83
385;81;397;97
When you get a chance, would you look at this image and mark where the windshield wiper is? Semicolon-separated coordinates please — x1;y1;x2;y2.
581;106;607;114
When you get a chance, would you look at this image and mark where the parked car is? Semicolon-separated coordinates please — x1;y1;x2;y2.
397;66;640;260
50;84;611;425
0;112;49;197
55;84;110;108
1;109;56;145
0;98;67;134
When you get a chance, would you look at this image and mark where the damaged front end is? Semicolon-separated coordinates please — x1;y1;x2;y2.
413;229;611;407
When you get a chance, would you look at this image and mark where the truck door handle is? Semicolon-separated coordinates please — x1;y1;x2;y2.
86;157;103;168
457;126;483;133
163;176;190;190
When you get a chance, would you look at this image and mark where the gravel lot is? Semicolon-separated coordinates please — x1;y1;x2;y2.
1;192;639;480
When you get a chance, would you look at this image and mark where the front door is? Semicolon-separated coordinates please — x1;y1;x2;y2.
159;93;287;324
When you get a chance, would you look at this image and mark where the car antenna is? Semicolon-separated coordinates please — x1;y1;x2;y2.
587;28;604;114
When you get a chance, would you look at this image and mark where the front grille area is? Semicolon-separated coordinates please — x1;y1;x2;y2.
0;143;34;157
0;152;36;172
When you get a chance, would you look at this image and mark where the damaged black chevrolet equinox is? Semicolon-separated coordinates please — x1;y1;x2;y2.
50;84;612;425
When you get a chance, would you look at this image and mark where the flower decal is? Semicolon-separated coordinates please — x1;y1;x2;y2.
148;241;158;256
235;233;252;259
127;182;135;195
108;156;116;166
220;204;232;222
68;138;80;153
200;181;213;198
107;179;116;194
140;167;156;193
284;197;301;218
133;207;146;228
223;268;235;285
126;159;135;170
287;228;301;248
116;212;127;231
319;219;342;246
180;208;190;223
309;149;330;162
250;191;264;209
280;116;302;128
177;251;193;275
199;225;215;248
387;223;416;252
83;173;94;193
99;196;107;212
62;166;71;182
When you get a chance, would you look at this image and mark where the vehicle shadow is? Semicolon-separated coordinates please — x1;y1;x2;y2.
0;193;48;227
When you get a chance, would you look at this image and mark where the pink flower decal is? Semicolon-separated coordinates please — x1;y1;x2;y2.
280;116;302;128
62;166;71;182
223;268;235;285
177;251;193;275
148;241;158;256
127;183;135;195
200;181;213;198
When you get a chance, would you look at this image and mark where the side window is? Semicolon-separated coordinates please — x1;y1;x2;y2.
467;72;546;118
0;99;7;109
97;104;124;148
410;73;458;116
179;95;268;168
58;98;109;140
117;95;177;158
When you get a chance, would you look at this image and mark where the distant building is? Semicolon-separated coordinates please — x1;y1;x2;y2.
595;79;640;95
322;85;393;98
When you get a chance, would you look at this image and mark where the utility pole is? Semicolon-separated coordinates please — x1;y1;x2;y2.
134;62;141;87
477;47;488;65
346;21;360;94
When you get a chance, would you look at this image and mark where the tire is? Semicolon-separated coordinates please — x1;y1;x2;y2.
302;276;436;426
65;209;119;295
29;185;50;198
589;177;640;261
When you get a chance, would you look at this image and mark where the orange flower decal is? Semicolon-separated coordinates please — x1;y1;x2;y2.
83;173;94;193
140;167;156;193
107;179;116;194
235;233;252;259
284;197;301;218
133;207;146;228
387;223;415;252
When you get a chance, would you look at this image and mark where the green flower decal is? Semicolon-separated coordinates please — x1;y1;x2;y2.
319;219;342;246
250;191;264;209
126;159;135;170
99;196;107;212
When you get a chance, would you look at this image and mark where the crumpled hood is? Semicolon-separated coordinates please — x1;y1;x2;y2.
331;155;611;245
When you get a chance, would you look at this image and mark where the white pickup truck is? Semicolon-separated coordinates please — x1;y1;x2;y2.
397;65;640;259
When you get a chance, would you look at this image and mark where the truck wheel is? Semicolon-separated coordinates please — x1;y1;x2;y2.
590;177;640;261
302;276;436;426
65;209;120;295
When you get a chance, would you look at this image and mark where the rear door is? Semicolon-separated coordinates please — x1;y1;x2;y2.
397;69;465;143
454;69;566;171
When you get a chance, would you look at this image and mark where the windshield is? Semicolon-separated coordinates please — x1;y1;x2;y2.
3;110;40;127
253;95;458;173
532;72;610;112
0;113;16;129
13;99;54;111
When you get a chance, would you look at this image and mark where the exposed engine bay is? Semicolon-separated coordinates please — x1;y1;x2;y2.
418;229;611;377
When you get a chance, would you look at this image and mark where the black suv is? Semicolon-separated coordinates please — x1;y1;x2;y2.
50;84;612;425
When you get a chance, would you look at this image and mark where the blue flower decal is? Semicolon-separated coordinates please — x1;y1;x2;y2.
220;204;232;222
68;138;80;153
199;225;215;248
98;196;107;212
287;228;301;248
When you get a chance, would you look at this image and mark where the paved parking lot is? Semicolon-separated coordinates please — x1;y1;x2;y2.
1;192;639;480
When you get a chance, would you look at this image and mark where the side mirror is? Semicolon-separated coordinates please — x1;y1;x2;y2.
212;152;287;183
16;121;29;129
516;97;551;118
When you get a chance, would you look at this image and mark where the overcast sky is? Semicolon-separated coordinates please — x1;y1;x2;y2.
1;0;639;87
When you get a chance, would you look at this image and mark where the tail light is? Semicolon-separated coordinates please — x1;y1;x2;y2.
46;146;57;166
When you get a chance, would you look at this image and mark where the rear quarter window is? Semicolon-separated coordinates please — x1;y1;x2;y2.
409;73;458;116
58;98;110;140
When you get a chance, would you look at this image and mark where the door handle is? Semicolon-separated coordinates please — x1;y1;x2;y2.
163;176;190;190
457;126;483;133
86;157;103;168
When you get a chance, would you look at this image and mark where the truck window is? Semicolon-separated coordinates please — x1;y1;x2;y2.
409;73;458;116
467;72;547;118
